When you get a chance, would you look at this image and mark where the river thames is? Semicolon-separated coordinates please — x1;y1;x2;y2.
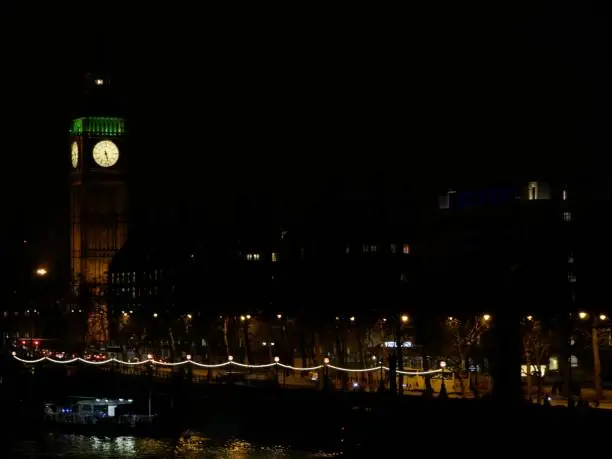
10;434;340;457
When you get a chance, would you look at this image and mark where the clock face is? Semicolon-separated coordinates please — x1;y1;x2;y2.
71;141;79;168
92;140;120;167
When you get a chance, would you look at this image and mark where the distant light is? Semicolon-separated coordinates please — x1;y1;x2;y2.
526;315;533;321
277;314;282;319
94;79;104;85
323;357;330;364
186;354;192;360
35;267;48;276
228;355;233;361
383;341;412;348
246;314;251;320
349;316;355;322
153;313;158;318
274;356;280;362
187;314;192;319
600;314;607;321
440;361;447;369
578;311;588;320
401;315;409;323
147;354;153;360
483;314;491;322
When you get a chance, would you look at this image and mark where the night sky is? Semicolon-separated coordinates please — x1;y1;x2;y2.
0;3;608;286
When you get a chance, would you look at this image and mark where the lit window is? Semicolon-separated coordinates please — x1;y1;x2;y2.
528;182;538;200
568;274;576;283
563;212;572;222
403;244;410;255
345;244;350;254
246;254;253;261
370;245;377;253
254;253;260;261
94;79;104;85
562;190;567;201
272;252;279;262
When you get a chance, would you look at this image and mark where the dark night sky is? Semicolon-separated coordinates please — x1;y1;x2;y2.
0;3;608;281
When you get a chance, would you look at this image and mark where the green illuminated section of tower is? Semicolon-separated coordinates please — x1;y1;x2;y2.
70;117;126;136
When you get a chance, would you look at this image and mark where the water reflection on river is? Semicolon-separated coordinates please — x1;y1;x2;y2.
11;434;340;457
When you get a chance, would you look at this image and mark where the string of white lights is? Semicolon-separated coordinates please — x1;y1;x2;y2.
11;354;443;375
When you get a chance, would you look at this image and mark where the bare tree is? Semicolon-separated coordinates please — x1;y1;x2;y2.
443;315;492;396
522;317;551;403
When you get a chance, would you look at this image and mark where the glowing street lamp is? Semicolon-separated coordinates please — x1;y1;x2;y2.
35;267;48;277
401;315;409;323
600;314;608;321
578;311;588;320
483;314;491;322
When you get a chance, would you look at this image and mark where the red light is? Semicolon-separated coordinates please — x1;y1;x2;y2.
21;340;26;345
33;340;39;346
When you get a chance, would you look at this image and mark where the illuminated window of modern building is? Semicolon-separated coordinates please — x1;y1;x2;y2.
246;253;260;261
403;244;410;255
563;212;572;222
272;252;279;262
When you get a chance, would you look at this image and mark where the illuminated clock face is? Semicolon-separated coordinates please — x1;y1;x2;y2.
71;141;79;168
92;140;120;167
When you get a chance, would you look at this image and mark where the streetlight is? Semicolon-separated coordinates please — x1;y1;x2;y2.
526;315;533;321
401;315;409;323
152;313;158;318
323;357;330;391
483;314;491;322
439;361;448;398
581;312;607;401
277;314;282;319
35;267;48;277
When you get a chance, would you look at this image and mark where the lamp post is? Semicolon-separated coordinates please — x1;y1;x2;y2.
579;312;607;401
323;357;330;391
439;360;448;399
274;356;280;386
397;314;409;395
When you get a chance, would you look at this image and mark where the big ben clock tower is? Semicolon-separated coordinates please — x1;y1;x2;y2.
70;74;128;343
